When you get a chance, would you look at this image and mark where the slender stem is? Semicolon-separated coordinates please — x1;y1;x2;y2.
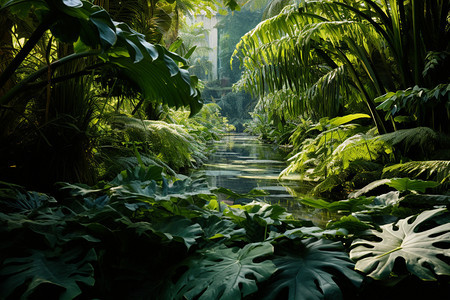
0;17;53;90
26;63;105;89
337;50;388;134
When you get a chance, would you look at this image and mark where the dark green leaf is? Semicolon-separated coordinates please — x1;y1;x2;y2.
0;248;95;300
169;242;275;300
90;10;117;49
263;238;362;300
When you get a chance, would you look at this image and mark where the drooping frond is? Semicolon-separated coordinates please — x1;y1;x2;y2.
280;117;371;179
326;133;392;174
232;1;390;125
383;161;450;184
107;114;208;170
378;127;441;158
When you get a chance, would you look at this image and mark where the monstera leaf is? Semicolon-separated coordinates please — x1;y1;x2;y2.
199;215;246;240
224;201;290;226
263;238;362;300
0;248;96;299
350;208;450;280
168;242;276;300
1;0;202;115
129;216;203;249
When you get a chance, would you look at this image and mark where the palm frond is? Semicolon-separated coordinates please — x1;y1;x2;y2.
232;1;389;127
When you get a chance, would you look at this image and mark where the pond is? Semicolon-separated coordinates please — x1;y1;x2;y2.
196;133;332;226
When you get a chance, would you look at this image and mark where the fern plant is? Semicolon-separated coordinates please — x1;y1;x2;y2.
280;114;373;180
383;161;450;184
100;113;208;172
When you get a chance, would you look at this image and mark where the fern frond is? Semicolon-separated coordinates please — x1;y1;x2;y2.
379;127;440;157
327;133;392;174
382;161;450;184
106;114;208;170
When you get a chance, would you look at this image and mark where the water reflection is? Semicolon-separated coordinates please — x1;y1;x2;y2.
196;134;331;226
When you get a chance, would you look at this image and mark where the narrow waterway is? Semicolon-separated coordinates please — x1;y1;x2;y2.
197;134;330;225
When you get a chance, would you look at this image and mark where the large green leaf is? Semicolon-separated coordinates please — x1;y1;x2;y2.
328;113;371;127
1;0;203;115
0;248;96;299
385;178;440;193
199;215;246;240
169;242;276;300
350;208;450;280
110;175;211;203
0;188;57;213
299;197;373;213
224;201;291;226
111;165;164;184
129;217;203;249
263;238;362;300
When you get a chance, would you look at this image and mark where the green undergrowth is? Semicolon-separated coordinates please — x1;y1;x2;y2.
279;114;450;199
96;103;230;179
1;166;449;299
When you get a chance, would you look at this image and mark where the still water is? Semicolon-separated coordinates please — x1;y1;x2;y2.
196;134;330;225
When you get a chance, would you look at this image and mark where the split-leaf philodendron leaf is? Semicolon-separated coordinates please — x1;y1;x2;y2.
350;208;450;280
169;242;276;300
263;238;362;300
0;248;96;299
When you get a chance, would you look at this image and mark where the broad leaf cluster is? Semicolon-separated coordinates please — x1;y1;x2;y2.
0;167;363;299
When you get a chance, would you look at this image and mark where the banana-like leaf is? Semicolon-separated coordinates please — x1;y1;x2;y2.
263;238;362;300
386;178;440;193
169;242;276;300
0;248;96;300
350;208;450;280
299;197;373;213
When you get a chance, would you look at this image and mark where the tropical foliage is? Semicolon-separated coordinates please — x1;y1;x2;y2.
1;0;449;299
1;165;449;299
0;166;364;299
234;0;449;132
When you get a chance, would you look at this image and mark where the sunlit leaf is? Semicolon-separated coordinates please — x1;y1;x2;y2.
350;208;450;280
386;178;440;193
